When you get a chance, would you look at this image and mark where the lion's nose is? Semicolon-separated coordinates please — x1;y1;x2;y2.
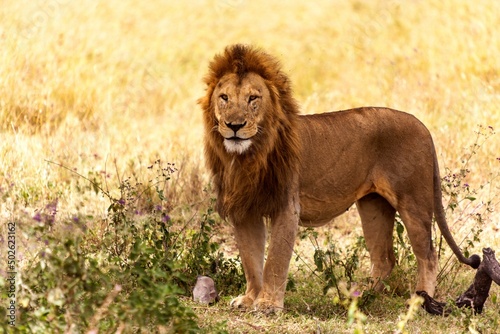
225;121;246;133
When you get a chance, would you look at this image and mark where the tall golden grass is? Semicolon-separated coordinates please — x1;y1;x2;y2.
2;0;498;232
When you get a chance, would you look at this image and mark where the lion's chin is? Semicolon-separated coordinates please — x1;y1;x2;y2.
223;138;252;154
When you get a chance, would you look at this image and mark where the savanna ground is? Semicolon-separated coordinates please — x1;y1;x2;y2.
1;0;500;333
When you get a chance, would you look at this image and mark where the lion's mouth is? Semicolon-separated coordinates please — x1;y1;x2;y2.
226;136;248;142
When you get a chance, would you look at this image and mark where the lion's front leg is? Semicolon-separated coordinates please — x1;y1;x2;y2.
254;196;300;313
230;214;266;309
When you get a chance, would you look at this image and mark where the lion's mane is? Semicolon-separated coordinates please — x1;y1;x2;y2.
199;45;301;220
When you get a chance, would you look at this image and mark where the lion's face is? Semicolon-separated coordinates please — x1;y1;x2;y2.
211;72;271;154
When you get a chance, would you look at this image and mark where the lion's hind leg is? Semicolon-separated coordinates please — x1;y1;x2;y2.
356;193;397;291
397;202;438;297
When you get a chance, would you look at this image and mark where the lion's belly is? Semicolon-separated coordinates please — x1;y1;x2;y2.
296;111;381;227
298;192;356;227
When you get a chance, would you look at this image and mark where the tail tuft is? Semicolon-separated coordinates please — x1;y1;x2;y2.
467;254;481;269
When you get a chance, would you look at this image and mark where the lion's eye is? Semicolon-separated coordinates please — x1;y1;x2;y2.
248;95;259;103
220;94;228;101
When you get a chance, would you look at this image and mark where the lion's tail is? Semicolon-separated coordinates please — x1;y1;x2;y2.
432;143;481;269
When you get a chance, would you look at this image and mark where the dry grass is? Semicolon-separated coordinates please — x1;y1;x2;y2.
1;0;499;332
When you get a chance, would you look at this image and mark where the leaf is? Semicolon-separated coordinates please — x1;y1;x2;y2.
396;221;405;235
314;250;324;272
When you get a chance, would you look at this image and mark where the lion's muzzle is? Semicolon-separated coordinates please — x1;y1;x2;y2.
220;121;254;154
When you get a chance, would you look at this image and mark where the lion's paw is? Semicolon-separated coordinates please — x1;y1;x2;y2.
253;298;284;314
230;295;284;314
229;295;254;309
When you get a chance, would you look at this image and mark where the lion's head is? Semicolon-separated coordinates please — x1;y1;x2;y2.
199;44;301;219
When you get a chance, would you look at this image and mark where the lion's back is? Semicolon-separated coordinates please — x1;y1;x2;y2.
298;107;433;158
297;107;436;223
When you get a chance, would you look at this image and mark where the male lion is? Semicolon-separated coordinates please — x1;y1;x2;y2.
199;44;480;312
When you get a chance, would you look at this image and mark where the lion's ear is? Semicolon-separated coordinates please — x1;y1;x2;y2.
197;95;210;113
275;73;293;95
198;83;217;111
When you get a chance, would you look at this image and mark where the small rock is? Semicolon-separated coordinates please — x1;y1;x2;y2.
193;275;219;304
